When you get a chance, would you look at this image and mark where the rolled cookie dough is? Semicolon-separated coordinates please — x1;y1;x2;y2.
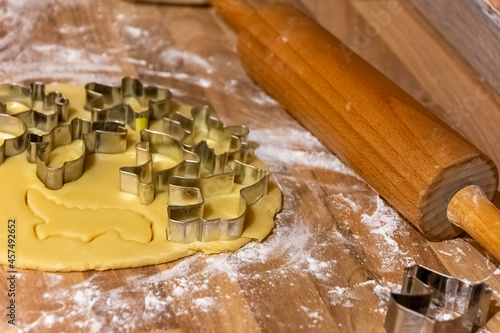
0;83;282;271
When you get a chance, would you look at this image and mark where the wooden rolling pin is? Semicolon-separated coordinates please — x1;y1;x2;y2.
211;0;500;260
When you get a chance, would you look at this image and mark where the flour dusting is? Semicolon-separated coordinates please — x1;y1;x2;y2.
360;196;415;271
193;297;215;312
249;127;358;177
5;0;421;330
16;108;414;331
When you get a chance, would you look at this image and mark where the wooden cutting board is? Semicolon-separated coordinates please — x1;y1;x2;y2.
1;0;500;332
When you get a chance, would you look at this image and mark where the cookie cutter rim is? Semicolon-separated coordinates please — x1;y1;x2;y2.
385;265;491;333
167;159;269;243
0;114;27;165
29;118;127;190
85;76;172;131
119;128;201;205
0;82;69;132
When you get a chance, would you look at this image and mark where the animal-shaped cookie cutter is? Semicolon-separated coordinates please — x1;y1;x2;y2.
0;82;69;132
164;105;249;162
28;118;127;190
168;160;269;243
0;78;270;243
385;265;491;333
85;76;171;131
0;81;130;188
120;128;201;205
120;105;269;242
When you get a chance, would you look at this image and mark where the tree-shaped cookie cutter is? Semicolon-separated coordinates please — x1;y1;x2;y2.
385;265;491;333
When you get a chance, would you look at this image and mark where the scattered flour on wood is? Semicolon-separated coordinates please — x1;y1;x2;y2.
4;5;415;328
249;127;359;177
300;306;323;324
328;286;356;307
193;297;216;312
336;193;362;212
16;119;413;331
359;196;415;271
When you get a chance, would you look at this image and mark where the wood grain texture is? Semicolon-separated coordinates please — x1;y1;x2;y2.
0;0;499;332
408;0;500;98
221;0;498;240
352;1;500;196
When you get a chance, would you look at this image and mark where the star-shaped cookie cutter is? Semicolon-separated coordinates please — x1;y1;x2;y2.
0;82;69;132
385;265;491;333
28;118;127;190
0;114;27;165
85;76;172;131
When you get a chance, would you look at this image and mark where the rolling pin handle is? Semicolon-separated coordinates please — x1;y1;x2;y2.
448;185;500;261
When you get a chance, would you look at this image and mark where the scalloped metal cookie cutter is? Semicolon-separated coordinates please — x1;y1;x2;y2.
120;105;252;204
385;265;491;333
0;82;69;132
165;105;250;168
85;77;171;131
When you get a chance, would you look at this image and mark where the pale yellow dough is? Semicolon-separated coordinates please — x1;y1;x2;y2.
0;83;282;271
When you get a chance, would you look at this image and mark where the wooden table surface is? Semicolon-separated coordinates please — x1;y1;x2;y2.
2;0;500;332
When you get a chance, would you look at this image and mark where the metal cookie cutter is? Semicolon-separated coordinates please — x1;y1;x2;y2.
164;105;252;198
168;160;269;243
28;118;127;190
85;77;172;131
0;114;27;165
164;105;250;164
385;265;491;333
121;105;252;204
120;129;201;205
120;105;269;242
0;82;69;132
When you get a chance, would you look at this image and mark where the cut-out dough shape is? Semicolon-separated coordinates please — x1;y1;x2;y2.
28;188;153;243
